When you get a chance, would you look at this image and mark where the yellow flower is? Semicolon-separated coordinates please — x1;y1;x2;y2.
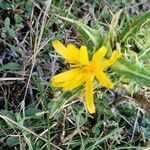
51;40;122;114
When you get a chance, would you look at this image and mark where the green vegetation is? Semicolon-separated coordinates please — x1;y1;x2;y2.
0;0;150;149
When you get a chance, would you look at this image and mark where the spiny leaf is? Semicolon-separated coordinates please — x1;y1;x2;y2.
76;21;102;52
55;15;102;52
112;58;150;87
119;11;150;43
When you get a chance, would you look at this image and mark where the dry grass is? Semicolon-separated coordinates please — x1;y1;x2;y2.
0;0;150;149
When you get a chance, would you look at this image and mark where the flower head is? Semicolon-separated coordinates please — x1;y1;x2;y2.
51;40;122;114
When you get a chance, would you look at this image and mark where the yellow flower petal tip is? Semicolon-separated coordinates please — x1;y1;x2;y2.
101;46;107;50
88;108;96;114
52;39;59;46
51;41;122;114
87;100;96;114
107;83;114;89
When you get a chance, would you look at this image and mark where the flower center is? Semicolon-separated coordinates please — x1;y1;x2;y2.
82;63;96;75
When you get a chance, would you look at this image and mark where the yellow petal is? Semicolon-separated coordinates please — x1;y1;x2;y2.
79;45;89;65
51;68;80;87
51;81;68;88
101;51;122;69
52;40;68;60
66;44;80;64
92;46;107;64
85;77;96;114
96;72;114;89
63;71;85;90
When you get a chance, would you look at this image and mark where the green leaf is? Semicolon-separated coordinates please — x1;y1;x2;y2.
0;0;12;10
4;17;10;27
112;58;150;87
6;136;19;147
0;110;16;120
52;0;63;7
49;90;80;117
3;17;16;37
0;119;7;128
25;107;40;119
55;16;102;52
9;28;16;37
119;11;150;43
2;26;9;33
75;21;102;52
32;76;45;94
24;0;32;15
76;112;86;127
0;62;22;71
48;100;62;118
14;14;23;24
15;23;24;29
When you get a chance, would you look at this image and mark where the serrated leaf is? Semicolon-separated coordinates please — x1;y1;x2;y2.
112;58;150;87
0;62;22;71
55;16;102;52
119;11;150;42
75;21;102;52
